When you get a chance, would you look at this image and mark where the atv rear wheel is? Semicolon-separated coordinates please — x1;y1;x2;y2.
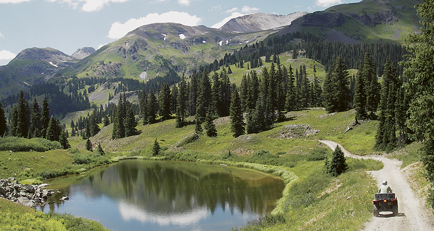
373;205;379;217
392;202;398;216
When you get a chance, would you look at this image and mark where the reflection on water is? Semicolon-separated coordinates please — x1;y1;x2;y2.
39;160;284;231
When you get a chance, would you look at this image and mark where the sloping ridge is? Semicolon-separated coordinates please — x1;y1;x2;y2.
220;12;308;33
319;140;434;231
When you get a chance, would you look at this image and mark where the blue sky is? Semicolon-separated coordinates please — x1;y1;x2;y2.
0;0;360;65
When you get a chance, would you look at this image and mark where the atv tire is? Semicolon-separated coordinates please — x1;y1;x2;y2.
392;202;398;216
373;205;379;217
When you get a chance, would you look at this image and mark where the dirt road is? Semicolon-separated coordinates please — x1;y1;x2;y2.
319;140;434;231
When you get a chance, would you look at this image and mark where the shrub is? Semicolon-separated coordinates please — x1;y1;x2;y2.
307;147;329;161
73;153;91;165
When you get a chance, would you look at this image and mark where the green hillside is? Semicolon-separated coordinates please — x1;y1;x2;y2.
281;0;422;44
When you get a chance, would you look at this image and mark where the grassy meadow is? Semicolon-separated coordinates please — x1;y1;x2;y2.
0;107;427;231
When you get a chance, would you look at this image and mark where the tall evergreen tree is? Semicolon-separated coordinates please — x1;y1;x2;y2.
29;98;42;138
124;106;138;137
327;146;348;176
230;88;245;137
285;65;295;112
362;50;380;118
322;57;352;113
11;91;30;138
41;97;50;138
89;112;100;137
152;138;160;156
86;138;92;152
353;65;367;119
204;108;217;137
0;102;8;137
159;81;171;121
59;130;70;149
175;77;187;128
146;90;157;124
196;71;212;122
403;0;434;206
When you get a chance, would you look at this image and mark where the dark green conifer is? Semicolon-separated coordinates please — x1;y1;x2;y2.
0;102;8;137
86;138;92;152
327;146;348;176
204;108;217;137
152;139;160;156
97;143;105;155
230;89;244;137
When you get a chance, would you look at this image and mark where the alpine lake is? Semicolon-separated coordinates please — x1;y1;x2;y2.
37;160;285;231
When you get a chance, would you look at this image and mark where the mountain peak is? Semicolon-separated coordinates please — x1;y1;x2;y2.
72;47;96;60
220;12;308;33
14;47;73;63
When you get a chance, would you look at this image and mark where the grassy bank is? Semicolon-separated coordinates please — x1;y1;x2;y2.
0;108;426;230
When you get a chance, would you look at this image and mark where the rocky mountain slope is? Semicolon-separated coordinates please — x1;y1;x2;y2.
220;12;308;33
71;47;96;60
279;0;422;44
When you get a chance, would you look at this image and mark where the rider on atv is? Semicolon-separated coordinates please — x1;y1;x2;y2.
378;180;392;193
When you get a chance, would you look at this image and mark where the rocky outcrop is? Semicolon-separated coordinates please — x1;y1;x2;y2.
71;47;96;60
220;12;308;33
0;178;56;207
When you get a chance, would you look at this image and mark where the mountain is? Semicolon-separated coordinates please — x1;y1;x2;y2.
220;12;308;33
71;47;96;60
61;23;274;80
279;0;422;44
0;47;75;97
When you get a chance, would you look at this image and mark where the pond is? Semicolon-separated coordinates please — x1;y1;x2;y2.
38;160;285;231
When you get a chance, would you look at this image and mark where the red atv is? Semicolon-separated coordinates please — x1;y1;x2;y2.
373;193;398;216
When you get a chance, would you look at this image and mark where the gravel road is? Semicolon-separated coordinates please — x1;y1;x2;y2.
319;140;434;231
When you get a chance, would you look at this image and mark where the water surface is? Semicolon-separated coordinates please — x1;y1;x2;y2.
39;160;284;231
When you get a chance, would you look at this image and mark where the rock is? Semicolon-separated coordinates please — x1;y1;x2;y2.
0;178;55;207
17;196;35;207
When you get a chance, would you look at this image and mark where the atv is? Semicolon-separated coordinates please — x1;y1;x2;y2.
373;193;398;216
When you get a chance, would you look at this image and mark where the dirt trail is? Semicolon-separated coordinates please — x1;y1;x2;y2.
319;140;434;231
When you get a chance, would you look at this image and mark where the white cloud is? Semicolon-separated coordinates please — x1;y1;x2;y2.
212;5;259;29
108;11;202;39
0;32;3;38
0;50;16;61
241;6;259;13
178;0;190;6
315;0;342;7
0;0;30;3
46;0;129;12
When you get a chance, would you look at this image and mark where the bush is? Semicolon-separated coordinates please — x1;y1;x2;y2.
0;137;61;152
307;147;329;161
73;153;91;165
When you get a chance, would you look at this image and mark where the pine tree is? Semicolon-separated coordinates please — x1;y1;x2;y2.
146;90;157;124
112;95;125;139
59;130;70;149
41;97;50;138
204;108;217;137
175;77;187;128
96;143;105;155
195;119;203;134
152;138;160;156
322;57;352;113
29;98;42;138
230;89;245;137
124;106;138;137
327;146;348;176
362;50;380;118
353;65;367;120
0;102;8;137
196;71;212;123
46;117;60;141
86;138;92;152
159;81;171;121
285;65;295;112
140;89;148;125
11;91;30;138
89;112;100;137
103;115;110;127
